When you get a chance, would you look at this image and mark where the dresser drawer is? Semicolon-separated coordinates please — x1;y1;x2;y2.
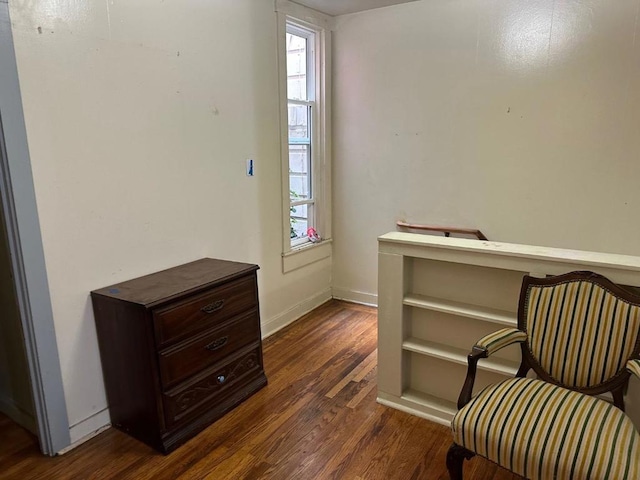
158;309;260;388
153;274;257;347
162;348;263;428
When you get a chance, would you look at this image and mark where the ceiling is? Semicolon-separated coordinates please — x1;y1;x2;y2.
291;0;420;17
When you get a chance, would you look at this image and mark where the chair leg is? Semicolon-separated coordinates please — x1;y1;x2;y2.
446;443;475;480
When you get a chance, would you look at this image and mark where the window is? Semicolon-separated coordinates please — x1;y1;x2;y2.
277;2;332;270
287;26;315;246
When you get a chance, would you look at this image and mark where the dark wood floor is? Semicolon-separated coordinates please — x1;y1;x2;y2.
0;300;520;479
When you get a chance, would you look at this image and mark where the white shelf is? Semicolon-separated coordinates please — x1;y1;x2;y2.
403;337;519;377
403;293;517;327
401;389;457;416
377;390;456;427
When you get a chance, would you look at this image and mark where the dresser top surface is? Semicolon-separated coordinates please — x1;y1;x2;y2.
91;258;258;307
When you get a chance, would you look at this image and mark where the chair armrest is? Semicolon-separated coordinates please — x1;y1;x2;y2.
474;328;528;357
457;328;527;409
627;359;640;379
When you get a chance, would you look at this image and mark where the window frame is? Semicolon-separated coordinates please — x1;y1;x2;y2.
276;1;333;272
287;25;315;248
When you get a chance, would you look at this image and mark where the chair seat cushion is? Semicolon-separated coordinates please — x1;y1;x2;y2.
451;377;640;479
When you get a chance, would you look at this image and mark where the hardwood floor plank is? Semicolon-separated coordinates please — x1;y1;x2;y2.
384;418;446;478
345;368;377;409
352;351;377;383
0;300;521;480
325;349;377;399
258;395;379;478
295;399;390;479
329;402;418;480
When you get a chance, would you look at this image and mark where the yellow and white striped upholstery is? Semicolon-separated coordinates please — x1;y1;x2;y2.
475;328;527;356
627;359;640;379
525;280;640;388
452;377;640;480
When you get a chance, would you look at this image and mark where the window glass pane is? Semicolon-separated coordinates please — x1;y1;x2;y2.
289;145;310;199
290;217;308;240
286;33;307;101
290;204;312;240
288;104;309;141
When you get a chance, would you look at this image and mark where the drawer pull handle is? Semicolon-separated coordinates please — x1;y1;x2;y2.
217;375;226;384
201;300;225;314
204;336;228;352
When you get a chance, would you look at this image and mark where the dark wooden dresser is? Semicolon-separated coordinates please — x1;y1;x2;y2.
91;258;267;453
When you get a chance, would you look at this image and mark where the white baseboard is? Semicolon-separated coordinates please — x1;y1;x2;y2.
331;287;378;307
65;407;111;453
0;393;37;434
262;287;333;338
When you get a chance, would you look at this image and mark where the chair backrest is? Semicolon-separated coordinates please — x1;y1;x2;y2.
518;271;640;391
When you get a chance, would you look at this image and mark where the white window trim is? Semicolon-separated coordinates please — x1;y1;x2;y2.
282;239;333;273
275;0;334;30
276;1;333;273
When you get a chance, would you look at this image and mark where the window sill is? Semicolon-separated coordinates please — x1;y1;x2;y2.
282;239;332;273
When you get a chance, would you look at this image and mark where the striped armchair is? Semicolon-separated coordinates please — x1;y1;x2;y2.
447;271;640;480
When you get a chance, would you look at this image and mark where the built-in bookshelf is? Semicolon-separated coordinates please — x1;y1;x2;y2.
377;232;640;427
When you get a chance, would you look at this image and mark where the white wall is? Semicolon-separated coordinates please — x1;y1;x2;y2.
9;0;331;444
332;0;640;301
